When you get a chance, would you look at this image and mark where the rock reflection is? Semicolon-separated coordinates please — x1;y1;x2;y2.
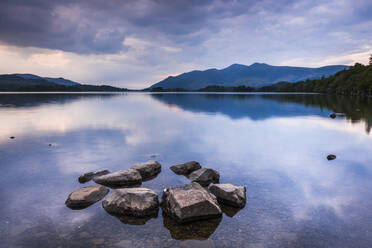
113;213;158;225
162;213;222;240
219;203;243;218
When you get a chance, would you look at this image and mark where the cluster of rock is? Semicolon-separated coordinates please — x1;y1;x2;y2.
65;160;246;225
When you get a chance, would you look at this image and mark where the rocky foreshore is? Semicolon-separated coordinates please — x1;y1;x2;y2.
65;160;246;226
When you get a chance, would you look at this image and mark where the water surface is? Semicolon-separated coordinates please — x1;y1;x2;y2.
0;93;372;247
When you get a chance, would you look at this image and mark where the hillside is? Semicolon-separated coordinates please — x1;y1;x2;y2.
260;63;372;95
149;63;348;90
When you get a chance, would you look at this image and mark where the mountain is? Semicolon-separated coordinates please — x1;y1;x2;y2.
0;74;126;92
149;63;348;90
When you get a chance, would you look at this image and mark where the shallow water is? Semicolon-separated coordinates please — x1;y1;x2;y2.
0;93;372;248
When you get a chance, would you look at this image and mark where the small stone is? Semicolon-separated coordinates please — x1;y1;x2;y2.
48;144;52;146
93;169;142;187
65;185;109;209
78;169;110;183
131;160;161;180
162;182;222;223
10;136;15;139
208;183;246;208
327;154;336;160
102;188;159;217
188;168;220;187
170;161;202;175
329;113;336;119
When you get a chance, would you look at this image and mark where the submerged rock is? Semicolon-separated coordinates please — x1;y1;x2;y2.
162;182;222;223
188;168;220;187
78;169;110;183
93;169;142;187
131;160;161;180
102;188;159;217
163;212;222;240
327;154;336;160
208;183;246;208
170;161;201;175
65;185;109;209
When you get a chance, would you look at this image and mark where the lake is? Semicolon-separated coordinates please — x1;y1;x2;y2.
0;92;372;248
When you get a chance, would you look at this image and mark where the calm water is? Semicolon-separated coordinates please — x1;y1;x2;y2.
0;93;372;248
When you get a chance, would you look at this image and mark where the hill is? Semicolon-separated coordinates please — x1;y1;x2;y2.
149;63;348;90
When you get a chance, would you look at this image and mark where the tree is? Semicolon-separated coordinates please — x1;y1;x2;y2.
370;54;372;66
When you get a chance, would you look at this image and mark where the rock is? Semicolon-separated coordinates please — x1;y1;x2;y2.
162;182;222;223
163;212;221;240
188;168;220;187
329;113;336;119
102;188;159;217
9;136;15;139
208;183;246;208
131;160;161;180
170;161;202;175
78;169;110;183
327;154;336;160
65;185;109;209
93;169;142;187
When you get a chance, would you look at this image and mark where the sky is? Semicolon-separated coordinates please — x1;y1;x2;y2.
0;0;371;89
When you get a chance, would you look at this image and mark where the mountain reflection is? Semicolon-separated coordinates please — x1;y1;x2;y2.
151;93;372;133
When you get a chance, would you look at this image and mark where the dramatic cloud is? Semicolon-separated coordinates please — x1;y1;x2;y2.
0;0;371;88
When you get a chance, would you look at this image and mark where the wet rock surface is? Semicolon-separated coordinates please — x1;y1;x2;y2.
131;160;161;180
327;154;337;160
188;168;220;186
170;161;202;175
65;185;109;209
78;169;110;183
93;169;142;187
208;183;246;208
162;182;222;223
102;188;159;217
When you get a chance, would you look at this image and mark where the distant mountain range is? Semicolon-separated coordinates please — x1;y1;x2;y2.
0;74;126;91
149;63;348;90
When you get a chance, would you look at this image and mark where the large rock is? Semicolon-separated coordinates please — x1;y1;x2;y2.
208;183;246;208
162;182;222;223
188;168;220;187
93;169;142;188
78;169;110;183
65;185;109;209
102;188;159;217
170;161;201;175
131;160;161;180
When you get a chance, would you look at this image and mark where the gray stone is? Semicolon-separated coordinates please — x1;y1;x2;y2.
78;169;110;183
162;182;222;223
170;161;201;175
102;188;159;217
65;185;109;209
208;183;246;208
188;168;220;187
131;160;161;180
93;169;142;187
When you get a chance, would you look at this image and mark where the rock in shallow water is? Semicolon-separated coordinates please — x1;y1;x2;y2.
131;160;161;180
170;161;201;175
188;168;220;187
327;154;336;160
102;188;159;217
93;169;142;187
65;185;109;209
78;169;110;183
162;182;222;223
208;183;246;208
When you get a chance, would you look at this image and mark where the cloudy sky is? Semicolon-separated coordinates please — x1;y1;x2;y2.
0;0;371;88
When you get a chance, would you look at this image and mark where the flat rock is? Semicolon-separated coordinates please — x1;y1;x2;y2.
65;185;109;209
93;169;142;187
162;182;222;223
78;169;110;183
170;161;201;175
102;188;159;217
208;183;246;208
131;160;161;180
188;168;220;187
